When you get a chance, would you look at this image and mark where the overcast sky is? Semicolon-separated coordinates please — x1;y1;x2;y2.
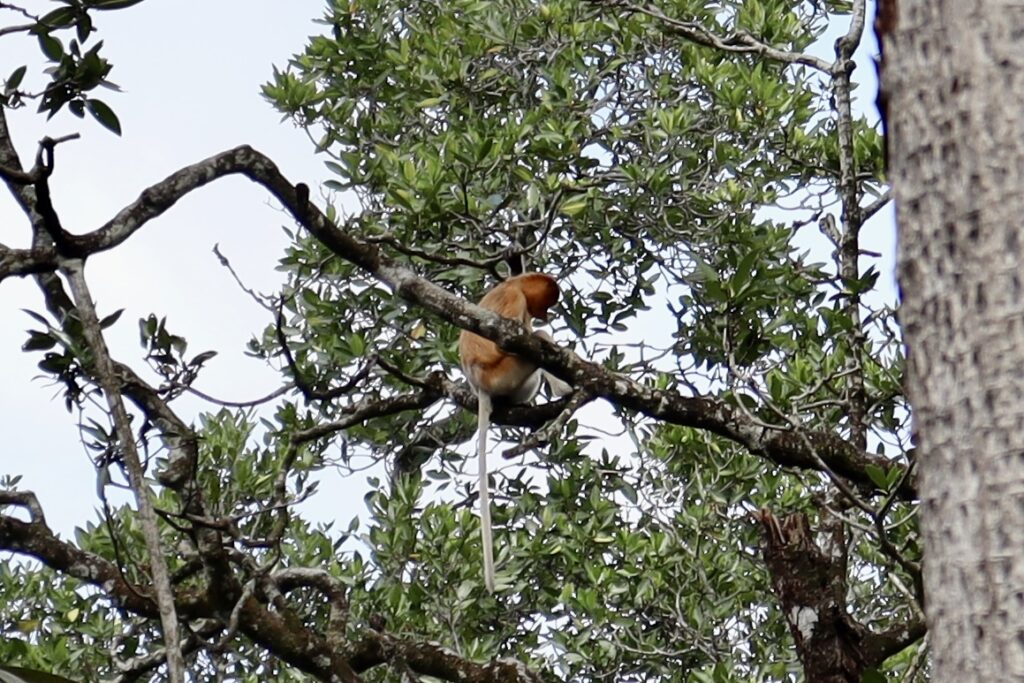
0;1;894;540
0;0;342;535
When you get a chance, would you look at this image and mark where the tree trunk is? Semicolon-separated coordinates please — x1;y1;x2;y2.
881;1;1024;679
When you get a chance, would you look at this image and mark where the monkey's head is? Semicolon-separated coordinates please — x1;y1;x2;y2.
517;273;560;322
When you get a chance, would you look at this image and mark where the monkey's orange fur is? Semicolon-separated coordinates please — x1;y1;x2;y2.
457;273;570;592
458;273;560;398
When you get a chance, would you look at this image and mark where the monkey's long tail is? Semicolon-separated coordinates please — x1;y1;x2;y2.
477;391;495;593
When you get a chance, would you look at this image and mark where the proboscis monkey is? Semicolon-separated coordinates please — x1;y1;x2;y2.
458;273;572;592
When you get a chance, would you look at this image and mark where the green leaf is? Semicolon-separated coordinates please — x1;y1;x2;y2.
6;66;27;90
860;669;886;683
190;350;218;366
21;309;49;326
85;98;121;135
76;11;93;43
98;308;124;329
22;332;56;352
37;34;64;62
89;0;146;10
733;250;757;293
349;333;366;356
558;195;588;217
865;464;889;490
39;7;78;29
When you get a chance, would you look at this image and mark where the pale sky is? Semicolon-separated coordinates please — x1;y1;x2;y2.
0;0;340;535
0;1;895;540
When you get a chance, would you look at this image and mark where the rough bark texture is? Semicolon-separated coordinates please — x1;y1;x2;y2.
882;1;1024;678
757;510;924;682
759;511;866;683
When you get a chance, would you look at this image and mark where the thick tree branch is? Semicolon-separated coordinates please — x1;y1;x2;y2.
0;490;46;525
757;509;924;679
349;633;542;683
0;244;58;280
0;505;208;618
274;567;349;648
25;144;912;498
863;619;928;669
836;0;867;63
0;106;44;228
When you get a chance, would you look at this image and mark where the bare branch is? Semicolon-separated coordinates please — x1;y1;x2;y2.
61;259;187;683
0;134;80;186
0;22;32;37
273;567;349;646
863;189;893;222
832;0;870;450
0;2;39;22
290;383;447;446
350;633;543;683
185;383;292;408
836;0;868;62
0;489;47;524
0;244;58;280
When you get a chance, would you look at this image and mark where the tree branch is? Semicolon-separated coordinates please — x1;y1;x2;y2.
290;384;447;445
757;508;925;673
274;567;349;648
0;499;544;683
23;144;912;498
591;1;833;73
832;0;870;452
0;505;207;618
349;633;543;683
0;244;58;280
61;259;187;683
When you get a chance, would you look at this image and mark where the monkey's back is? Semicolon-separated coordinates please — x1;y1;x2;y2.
457;273;559;395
